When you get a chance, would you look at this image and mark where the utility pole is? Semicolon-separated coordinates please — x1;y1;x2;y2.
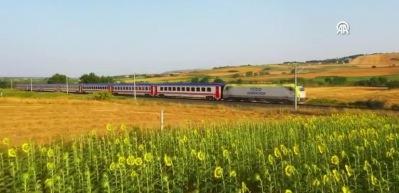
66;76;69;94
294;64;298;111
10;79;13;89
133;73;137;100
160;109;164;131
30;78;33;92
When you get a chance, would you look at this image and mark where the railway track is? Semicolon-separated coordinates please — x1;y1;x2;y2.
128;95;399;112
10;89;397;112
129;95;392;111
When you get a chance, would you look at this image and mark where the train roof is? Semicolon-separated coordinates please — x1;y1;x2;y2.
225;84;299;88
155;82;225;86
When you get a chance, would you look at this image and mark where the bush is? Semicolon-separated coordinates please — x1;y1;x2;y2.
324;76;347;85
391;104;399;111
387;80;399;89
92;91;113;100
213;77;224;83
245;71;254;77
259;71;270;76
232;73;241;78
349;100;386;109
354;76;387;87
306;99;343;106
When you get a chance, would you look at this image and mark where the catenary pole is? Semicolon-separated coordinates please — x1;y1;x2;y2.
66;76;69;94
294;64;298;111
133;73;137;100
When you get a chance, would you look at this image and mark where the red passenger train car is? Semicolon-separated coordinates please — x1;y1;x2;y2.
154;83;223;100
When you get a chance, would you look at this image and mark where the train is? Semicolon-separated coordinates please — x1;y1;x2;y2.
15;83;306;103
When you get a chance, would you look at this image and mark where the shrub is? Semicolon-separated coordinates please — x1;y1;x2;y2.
349;99;386;109
232;73;241;78
190;77;200;83
391;104;399;111
387;80;399;89
213;77;224;83
306;98;343;106
245;71;254;77
324;76;347;85
354;76;388;87
92;91;113;100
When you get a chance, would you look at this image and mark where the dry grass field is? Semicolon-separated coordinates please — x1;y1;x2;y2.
0;96;311;145
307;87;399;105
121;53;399;83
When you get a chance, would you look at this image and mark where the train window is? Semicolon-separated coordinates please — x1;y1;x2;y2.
169;87;172;91
201;87;205;92
196;87;200;92
191;87;195;92
182;87;185;91
172;87;176;91
160;87;163;91
207;87;211;92
176;87;180;91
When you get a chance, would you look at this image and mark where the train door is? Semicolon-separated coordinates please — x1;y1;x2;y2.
215;86;222;100
151;85;157;96
108;84;113;93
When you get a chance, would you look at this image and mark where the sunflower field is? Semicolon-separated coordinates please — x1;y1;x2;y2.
0;113;398;193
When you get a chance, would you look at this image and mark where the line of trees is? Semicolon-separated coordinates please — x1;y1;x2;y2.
44;73;115;84
79;73;114;83
190;76;224;83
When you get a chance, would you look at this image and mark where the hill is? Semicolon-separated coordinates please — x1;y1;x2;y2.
116;52;399;85
350;53;399;67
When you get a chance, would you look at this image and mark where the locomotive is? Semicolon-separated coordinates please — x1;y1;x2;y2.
15;83;306;103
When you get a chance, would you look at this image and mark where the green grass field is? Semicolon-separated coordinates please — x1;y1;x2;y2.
1;113;398;192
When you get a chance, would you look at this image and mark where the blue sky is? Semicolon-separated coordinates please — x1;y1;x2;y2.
1;0;398;77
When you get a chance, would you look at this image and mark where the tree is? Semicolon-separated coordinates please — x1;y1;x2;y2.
0;80;9;88
213;77;225;83
48;73;67;84
80;73;114;83
190;77;200;83
199;76;210;83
